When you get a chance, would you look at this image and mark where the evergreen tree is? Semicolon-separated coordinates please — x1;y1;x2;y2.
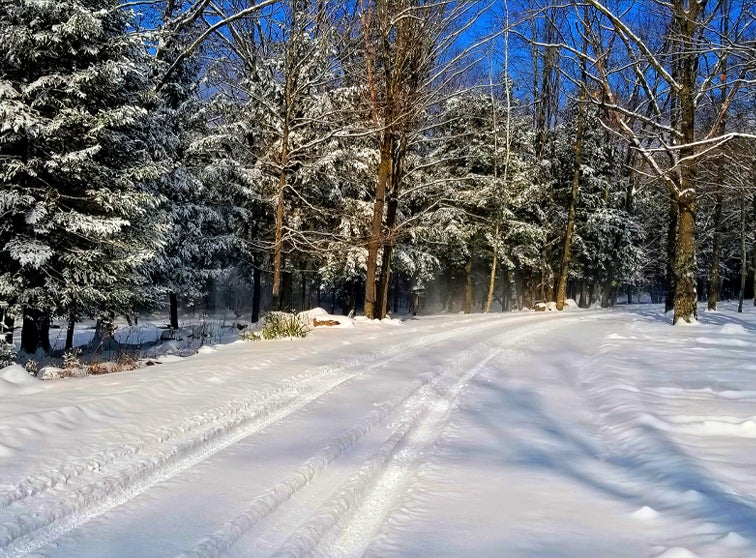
426;91;543;311
0;0;165;353
148;6;236;329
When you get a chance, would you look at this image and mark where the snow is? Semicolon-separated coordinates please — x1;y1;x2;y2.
0;366;42;396
1;303;756;557
298;307;356;329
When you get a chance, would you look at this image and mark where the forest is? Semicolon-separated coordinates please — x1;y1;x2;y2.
1;0;755;360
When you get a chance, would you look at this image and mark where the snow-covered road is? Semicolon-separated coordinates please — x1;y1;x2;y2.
1;307;756;558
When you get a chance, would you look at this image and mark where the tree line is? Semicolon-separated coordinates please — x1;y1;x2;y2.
1;0;754;358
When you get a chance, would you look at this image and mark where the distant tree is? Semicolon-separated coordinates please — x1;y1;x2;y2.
145;0;237;330
354;0;495;319
201;0;346;311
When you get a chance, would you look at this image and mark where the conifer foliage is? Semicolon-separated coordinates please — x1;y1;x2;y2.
0;0;164;352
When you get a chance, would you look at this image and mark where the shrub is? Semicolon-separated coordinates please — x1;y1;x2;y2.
24;360;37;376
0;340;15;368
244;312;308;341
87;353;140;376
87;362;110;375
116;353;139;371
63;349;81;371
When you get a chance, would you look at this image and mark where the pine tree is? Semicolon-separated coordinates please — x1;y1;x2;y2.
147;4;236;329
0;0;165;353
425;91;543;312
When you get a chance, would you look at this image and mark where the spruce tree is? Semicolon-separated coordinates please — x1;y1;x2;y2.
148;9;236;329
0;0;165;353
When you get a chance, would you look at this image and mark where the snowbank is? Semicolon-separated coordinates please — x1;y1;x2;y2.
0;365;43;396
114;324;163;345
298;307;355;329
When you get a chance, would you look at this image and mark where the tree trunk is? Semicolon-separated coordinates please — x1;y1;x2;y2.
601;282;611;308
672;195;698;324
380;147;404;318
464;255;473;314
533;10;559;159
376;179;400;319
169;291;179;329
271;26;297;311
251;263;261;324
300;270;307;311
444;270;455;313
738;197;747;313
21;312;39;354
65;314;76;352
671;0;701;325
485;224;499;313
21;309;50;354
377;244;393;319
364;136;392;319
707;191;723;310
392;273;400;314
752;190;756;307
89;314;117;353
556;22;587;311
556;129;583;310
272;169;286;310
502;266;510;312
665;196;679;313
39;313;50;353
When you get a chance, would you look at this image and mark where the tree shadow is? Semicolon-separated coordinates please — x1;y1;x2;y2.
625;303;756;332
457;378;756;546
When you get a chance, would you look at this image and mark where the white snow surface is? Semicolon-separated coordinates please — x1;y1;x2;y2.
1;303;756;557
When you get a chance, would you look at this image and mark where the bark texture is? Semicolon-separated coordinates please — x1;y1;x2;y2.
672;196;697;324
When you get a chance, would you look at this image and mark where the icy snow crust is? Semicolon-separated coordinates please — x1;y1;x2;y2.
1;303;756;557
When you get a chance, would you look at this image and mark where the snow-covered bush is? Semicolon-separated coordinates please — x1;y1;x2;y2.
63;349;81;371
24;360;37;376
244;312;308;341
0;340;15;368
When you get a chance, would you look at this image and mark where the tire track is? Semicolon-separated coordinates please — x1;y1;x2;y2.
272;317;579;558
177;315;581;558
173;343;497;558
0;314;541;557
0;315;502;512
269;351;501;558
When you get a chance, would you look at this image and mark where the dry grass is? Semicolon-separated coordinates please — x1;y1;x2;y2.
86;353;140;376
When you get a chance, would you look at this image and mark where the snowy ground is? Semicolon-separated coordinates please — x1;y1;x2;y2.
1;303;756;558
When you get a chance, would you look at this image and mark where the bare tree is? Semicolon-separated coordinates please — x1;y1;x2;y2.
572;0;756;323
355;0;495;319
555;6;589;311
